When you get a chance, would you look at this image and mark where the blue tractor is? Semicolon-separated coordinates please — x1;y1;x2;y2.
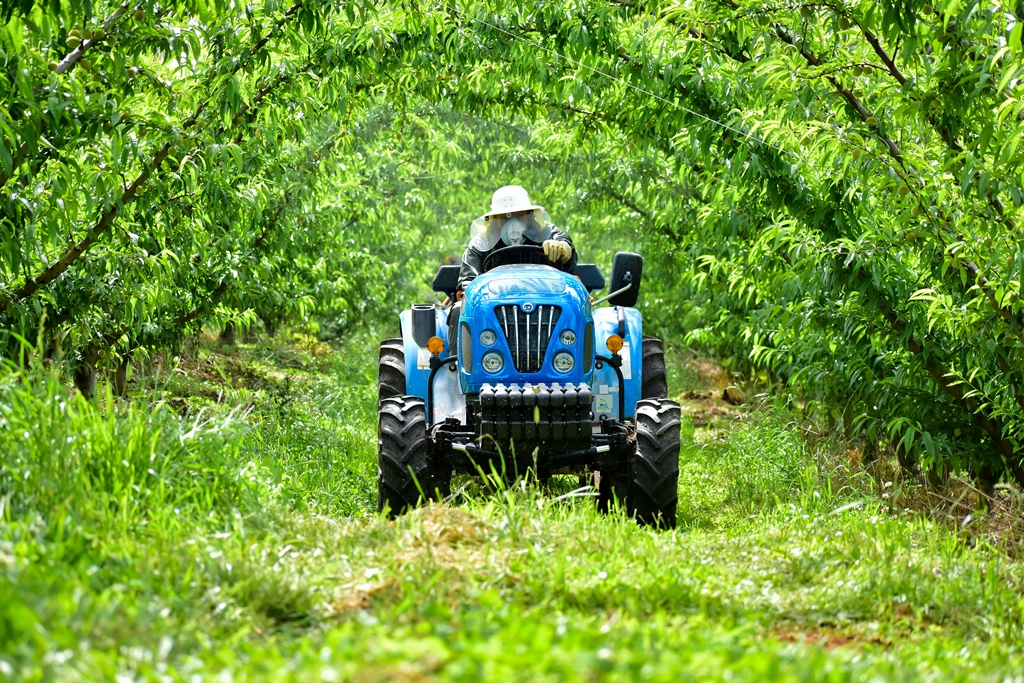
377;245;681;528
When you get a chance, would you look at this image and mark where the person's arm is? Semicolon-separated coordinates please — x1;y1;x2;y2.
458;244;485;291
546;226;578;271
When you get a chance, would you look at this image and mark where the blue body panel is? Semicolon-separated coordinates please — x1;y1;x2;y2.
399;307;450;413
591;306;643;420
458;265;594;394
396;265;644;425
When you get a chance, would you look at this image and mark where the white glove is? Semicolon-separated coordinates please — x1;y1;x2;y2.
543;239;572;264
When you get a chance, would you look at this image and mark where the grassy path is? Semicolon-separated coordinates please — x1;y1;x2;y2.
2;332;1023;681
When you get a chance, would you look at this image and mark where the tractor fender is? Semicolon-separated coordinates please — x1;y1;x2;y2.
592;306;643;420
399;307;448;402
399;307;467;424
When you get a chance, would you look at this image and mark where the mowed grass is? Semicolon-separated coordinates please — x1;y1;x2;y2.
2;331;1023;681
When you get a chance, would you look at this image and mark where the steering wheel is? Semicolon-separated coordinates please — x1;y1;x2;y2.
482;245;570;273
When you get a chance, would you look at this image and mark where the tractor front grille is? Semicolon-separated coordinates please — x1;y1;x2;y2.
495;304;562;373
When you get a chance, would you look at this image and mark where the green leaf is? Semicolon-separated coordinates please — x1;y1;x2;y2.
0;138;13;175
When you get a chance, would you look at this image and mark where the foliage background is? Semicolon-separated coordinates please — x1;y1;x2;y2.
2;0;1023;493
3;1;1024;676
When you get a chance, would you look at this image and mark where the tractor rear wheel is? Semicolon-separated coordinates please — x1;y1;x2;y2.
630;399;680;528
641;336;669;399
378;338;406;404
377;396;448;516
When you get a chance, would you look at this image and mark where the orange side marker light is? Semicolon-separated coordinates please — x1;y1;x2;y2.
427;336;445;356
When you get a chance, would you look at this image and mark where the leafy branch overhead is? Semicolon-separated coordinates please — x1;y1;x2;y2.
1;0;1022;487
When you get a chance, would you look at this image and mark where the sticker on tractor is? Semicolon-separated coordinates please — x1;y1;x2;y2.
417;347;430;370
620;341;632;379
596;395;612;414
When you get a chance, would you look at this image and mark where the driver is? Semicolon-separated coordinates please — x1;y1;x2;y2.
447;186;577;353
457;185;577;291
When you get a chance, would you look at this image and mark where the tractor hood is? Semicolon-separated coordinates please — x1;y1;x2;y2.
466;265;588;307
459;265;594;393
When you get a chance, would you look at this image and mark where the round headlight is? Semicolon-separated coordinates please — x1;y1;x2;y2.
559;329;576;346
480;329;497;346
482;351;504;373
552;351;575;373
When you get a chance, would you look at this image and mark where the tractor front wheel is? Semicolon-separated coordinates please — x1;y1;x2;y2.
630;398;680;528
598;398;680;529
377;396;449;516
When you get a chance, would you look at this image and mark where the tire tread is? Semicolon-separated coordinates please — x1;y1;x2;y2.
641;336;669;400
628;398;680;528
378;396;444;516
378;338;406;404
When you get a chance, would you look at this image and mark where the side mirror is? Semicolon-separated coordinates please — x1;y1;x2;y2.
608;252;643;307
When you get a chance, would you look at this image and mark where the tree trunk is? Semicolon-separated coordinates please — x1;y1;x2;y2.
975;466;999;512
73;348;100;400
220;323;237;346
111;356;129;397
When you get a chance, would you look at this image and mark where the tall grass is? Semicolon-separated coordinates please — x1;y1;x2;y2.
0;367;254;525
2;336;1023;681
0;361;264;677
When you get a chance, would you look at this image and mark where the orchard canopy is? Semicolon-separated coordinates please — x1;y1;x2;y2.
1;0;1023;486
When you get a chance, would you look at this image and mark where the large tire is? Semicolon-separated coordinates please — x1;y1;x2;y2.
377;396;447;516
378;338;406;404
599;399;680;528
641;336;669;400
630;399;680;528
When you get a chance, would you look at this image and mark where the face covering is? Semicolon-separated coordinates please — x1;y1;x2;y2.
501;218;526;246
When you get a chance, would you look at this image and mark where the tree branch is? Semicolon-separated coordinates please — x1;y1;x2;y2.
0;0;309;316
56;1;134;75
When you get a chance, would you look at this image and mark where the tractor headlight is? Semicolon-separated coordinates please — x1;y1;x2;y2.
461;323;472;373
552;351;575;373
480;329;497;346
559;329;576;346
482;351;504;374
583;322;594;369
